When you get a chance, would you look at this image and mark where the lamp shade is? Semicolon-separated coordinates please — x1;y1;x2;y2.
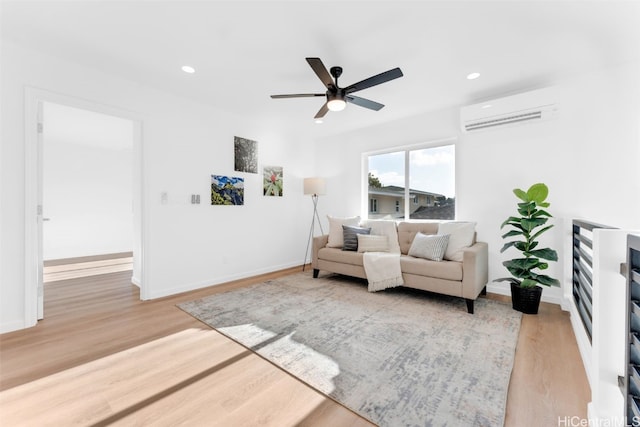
303;177;326;196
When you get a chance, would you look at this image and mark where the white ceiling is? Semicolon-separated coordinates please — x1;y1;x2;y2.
3;1;640;138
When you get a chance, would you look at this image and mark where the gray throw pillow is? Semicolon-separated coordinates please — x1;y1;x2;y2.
342;225;371;251
408;233;450;261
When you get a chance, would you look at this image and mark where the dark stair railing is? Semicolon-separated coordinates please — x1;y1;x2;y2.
572;219;616;343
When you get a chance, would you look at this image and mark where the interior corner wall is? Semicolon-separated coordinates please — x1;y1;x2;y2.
315;60;640;306
0;41;314;333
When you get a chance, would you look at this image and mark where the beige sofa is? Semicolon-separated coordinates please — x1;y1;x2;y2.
312;221;489;313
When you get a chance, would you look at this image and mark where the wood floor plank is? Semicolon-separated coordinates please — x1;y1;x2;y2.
0;261;589;426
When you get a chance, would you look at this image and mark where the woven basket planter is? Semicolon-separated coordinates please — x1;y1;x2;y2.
510;282;543;314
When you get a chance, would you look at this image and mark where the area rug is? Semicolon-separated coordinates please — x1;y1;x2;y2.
178;273;522;426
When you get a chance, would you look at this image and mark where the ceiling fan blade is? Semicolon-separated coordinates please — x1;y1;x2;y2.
345;95;385;111
271;94;325;99
314;102;329;119
306;57;334;89
344;67;403;94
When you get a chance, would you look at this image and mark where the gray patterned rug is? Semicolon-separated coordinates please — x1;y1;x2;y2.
178;273;522;426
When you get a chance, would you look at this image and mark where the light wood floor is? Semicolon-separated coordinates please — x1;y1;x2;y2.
0;259;590;426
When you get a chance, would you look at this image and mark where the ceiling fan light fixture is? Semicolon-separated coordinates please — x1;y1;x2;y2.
327;98;346;111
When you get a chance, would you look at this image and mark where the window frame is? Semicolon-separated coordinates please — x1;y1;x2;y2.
362;137;456;221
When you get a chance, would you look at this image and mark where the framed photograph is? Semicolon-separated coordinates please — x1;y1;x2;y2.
263;166;283;197
234;136;258;174
211;175;244;205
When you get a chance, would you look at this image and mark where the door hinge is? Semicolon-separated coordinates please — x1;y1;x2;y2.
37;122;43;133
37;205;43;215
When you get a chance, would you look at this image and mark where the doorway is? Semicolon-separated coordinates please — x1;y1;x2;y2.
41;102;135;304
24;88;145;325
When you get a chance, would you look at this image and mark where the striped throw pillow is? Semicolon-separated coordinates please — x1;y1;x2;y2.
357;234;390;253
342;225;371;251
408;233;450;261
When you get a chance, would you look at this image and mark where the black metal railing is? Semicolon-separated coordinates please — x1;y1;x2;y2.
572;219;616;343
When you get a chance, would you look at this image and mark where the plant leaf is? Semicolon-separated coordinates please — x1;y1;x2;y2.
494;277;522;285
502;229;524;238
535;274;561;287
538;201;550;208
530;224;554;241
501;216;523;229
513;188;528;202
520;279;538;288
521;217;548;232
532;209;552;218
505;258;542;270
527;183;548;204
527;248;558;261
500;241;518;253
514;241;528;251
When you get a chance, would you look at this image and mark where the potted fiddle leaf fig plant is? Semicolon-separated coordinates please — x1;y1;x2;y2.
495;182;560;314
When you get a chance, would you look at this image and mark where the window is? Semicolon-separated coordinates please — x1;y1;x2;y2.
370;198;378;213
367;143;455;220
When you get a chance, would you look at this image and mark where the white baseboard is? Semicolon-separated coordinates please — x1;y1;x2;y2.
146;261;303;300
0;319;28;334
131;276;141;288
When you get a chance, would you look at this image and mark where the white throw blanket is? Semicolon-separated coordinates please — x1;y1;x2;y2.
361;220;404;292
363;252;403;292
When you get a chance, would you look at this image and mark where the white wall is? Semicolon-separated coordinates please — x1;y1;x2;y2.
0;41;314;332
315;60;640;306
43;102;134;260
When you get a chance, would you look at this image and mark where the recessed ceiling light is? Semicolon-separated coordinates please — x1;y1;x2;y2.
315;119;323;124
466;72;480;80
481;104;492;109
181;65;195;74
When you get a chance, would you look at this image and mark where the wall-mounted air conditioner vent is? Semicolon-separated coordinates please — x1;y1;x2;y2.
460;87;558;133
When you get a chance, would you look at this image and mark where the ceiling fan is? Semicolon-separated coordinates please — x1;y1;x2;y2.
271;57;403;119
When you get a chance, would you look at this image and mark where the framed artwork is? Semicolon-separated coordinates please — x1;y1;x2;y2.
263;166;283;197
211;175;244;205
234;136;258;173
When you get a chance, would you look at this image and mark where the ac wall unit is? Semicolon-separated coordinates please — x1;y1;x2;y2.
460;87;558;132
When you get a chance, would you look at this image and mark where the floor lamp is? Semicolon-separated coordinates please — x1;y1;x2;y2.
303;177;326;271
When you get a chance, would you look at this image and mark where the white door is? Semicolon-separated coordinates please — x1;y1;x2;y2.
24;88;145;328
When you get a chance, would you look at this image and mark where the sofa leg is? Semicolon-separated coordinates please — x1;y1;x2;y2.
465;299;474;314
313;269;319;278
481;286;487;296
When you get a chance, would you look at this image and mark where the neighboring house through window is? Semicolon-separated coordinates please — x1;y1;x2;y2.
366;141;455;220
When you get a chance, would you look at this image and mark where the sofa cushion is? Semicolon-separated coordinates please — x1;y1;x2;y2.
408;233;449;261
397;222;439;254
400;255;463;281
438;222;476;262
342;225;371;251
357;234;390;253
327;215;360;248
318;247;364;266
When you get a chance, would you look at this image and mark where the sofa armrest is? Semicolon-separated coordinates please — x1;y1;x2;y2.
312;235;329;269
461;241;489;299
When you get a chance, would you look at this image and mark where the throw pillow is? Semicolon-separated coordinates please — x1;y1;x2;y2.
408;233;450;261
342;225;371;251
437;222;476;262
357;234;390;253
360;219;401;254
327;215;360;248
